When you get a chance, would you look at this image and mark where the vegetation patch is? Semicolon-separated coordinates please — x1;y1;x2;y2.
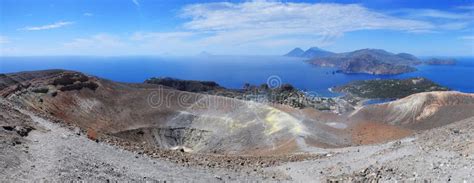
333;77;449;99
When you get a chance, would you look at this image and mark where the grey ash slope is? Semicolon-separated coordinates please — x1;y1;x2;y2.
0;99;268;182
2;89;473;182
271;115;474;182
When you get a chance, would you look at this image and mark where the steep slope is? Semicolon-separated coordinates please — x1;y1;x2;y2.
284;48;305;57
350;91;474;130
301;47;335;58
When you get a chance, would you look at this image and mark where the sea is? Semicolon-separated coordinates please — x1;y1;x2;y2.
1;55;473;97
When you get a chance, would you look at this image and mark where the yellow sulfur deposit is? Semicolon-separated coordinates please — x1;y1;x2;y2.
264;108;307;136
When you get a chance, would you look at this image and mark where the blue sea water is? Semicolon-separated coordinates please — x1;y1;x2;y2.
363;98;396;106
1;55;473;97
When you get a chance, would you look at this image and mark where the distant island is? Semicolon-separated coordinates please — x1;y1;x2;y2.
284;47;421;75
424;58;456;65
332;77;450;99
284;47;335;58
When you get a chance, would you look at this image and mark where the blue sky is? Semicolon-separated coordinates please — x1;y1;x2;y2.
0;0;473;56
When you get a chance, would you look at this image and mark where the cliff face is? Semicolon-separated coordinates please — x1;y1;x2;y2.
308;49;420;75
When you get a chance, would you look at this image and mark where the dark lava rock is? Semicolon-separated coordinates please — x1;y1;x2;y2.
2;126;35;137
49;72;99;92
31;87;49;93
52;73;89;86
59;81;98;91
145;77;223;92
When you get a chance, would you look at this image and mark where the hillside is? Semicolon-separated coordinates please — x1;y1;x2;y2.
333;77;450;99
350;91;474;130
284;47;334;58
307;49;421;75
284;48;305;57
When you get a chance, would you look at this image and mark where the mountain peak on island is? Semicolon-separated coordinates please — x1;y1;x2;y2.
284;48;305;57
307;47;324;51
284;47;334;58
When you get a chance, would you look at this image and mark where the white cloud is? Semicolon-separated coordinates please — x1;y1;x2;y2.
0;36;9;44
123;1;438;55
19;21;74;31
460;35;474;40
83;13;93;17
388;8;473;32
439;22;471;30
393;9;471;19
456;5;474;11
181;2;434;35
44;1;473;56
